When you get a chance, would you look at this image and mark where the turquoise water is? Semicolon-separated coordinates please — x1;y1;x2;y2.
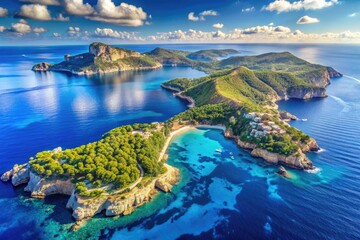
0;44;360;239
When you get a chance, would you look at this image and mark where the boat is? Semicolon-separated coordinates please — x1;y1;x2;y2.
215;148;222;153
230;156;235;160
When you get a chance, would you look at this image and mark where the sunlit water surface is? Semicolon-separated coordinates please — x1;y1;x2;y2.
0;44;359;240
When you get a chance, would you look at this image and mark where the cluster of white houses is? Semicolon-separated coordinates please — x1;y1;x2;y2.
243;112;286;137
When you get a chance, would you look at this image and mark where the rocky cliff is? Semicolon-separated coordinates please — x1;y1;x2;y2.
89;42;141;62
1;163;179;222
32;42;162;75
67;164;179;221
287;86;327;99
224;127;316;170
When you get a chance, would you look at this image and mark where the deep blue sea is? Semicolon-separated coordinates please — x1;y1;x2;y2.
0;44;359;240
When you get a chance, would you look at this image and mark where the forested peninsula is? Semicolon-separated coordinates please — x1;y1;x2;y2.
3;43;342;228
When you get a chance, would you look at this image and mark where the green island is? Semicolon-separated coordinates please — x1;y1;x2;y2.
3;42;342;229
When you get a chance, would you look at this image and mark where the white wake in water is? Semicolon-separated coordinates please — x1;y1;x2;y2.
344;75;360;84
329;95;351;113
305;167;322;174
315;148;326;153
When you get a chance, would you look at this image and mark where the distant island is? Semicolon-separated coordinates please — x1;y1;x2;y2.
32;42;240;75
4;43;342;229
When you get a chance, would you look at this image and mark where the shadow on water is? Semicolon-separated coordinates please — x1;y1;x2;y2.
43;195;73;225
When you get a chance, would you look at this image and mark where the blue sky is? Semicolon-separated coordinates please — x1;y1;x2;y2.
0;0;359;45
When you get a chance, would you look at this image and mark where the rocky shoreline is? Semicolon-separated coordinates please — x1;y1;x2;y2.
1;159;179;225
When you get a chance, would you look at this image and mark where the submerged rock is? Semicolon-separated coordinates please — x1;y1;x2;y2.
277;166;291;178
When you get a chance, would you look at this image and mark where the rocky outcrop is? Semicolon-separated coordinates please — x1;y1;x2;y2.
32;42;163;76
1;161;179;222
11;165;30;186
223;126;315;170
279;111;298;121
299;138;320;152
1;163;30;185
251;148;313;170
89;42;141;62
32;62;52;71
277;166;291;178
66;164;179;220
287;87;327;99
327;67;343;79
24;172;74;198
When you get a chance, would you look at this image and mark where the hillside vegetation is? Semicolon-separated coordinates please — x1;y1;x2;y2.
186;49;239;61
29;123;169;197
164;66;325;111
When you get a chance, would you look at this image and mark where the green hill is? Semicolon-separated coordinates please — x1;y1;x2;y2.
186;49;239;61
145;47;193;66
164;66;327;111
212;52;341;87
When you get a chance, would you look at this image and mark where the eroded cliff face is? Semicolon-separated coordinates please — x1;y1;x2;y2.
0;163;30;186
89;43;141;62
66;164;179;220
224;128;316;170
1;163;179;222
250;148;313;170
287;87;327;99
24;172;74;198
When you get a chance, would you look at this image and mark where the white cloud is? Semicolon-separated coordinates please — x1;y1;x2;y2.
10;19;32;34
200;10;218;16
63;0;94;16
348;12;358;17
54;13;70;21
20;0;60;5
93;28;140;40
0;26;5;32
188;10;218;21
297;16;320;24
188;12;199;21
86;0;147;26
16;4;52;20
148;25;360;43
147;25;308;42
63;0;147;26
264;0;339;13
213;23;224;29
213;30;225;38
241;25;291;34
6;19;48;35
269;22;274;26
242;7;255;12
0;7;9;17
33;27;47;33
67;26;81;36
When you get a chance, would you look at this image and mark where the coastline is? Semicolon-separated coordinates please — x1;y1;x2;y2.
159;124;226;162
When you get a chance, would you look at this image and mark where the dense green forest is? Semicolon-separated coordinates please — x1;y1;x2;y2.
29;123;168;197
